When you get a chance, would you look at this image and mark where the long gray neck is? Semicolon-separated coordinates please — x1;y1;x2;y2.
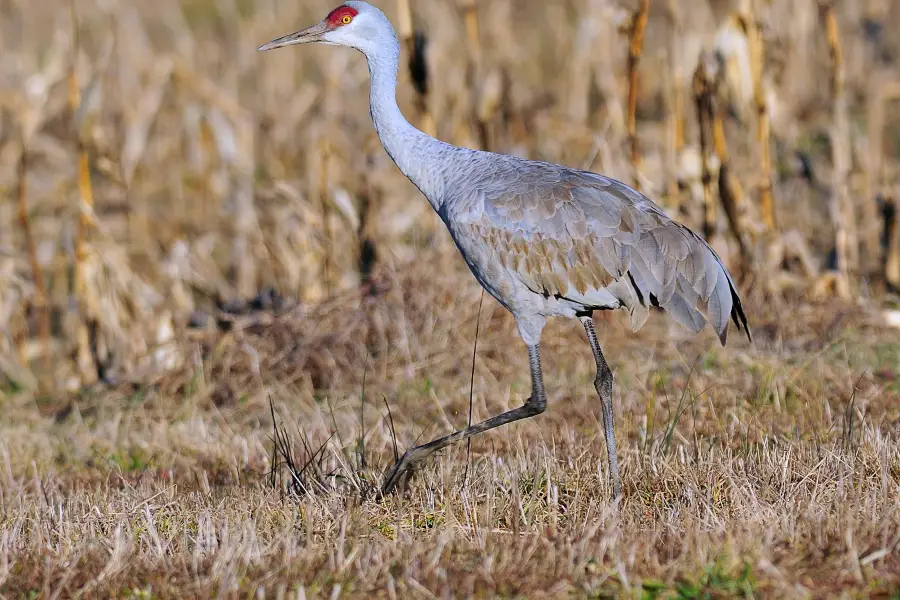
363;37;448;210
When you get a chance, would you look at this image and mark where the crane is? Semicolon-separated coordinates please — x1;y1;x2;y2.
259;1;751;499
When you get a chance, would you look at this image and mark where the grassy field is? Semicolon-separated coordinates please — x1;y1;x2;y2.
1;280;899;597
1;0;900;597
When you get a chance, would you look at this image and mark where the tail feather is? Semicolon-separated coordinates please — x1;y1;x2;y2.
638;230;751;345
604;222;751;345
708;261;733;345
662;292;707;334
702;241;751;345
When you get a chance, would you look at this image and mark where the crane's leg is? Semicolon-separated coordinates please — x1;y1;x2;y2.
579;315;622;499
381;344;546;495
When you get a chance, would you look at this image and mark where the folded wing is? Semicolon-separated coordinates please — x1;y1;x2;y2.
452;159;750;345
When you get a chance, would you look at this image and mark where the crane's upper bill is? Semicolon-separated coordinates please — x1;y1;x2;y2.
258;21;330;51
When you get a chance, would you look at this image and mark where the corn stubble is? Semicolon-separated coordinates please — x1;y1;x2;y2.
0;0;899;597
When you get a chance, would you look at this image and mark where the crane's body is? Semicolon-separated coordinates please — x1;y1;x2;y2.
441;154;745;347
260;1;750;498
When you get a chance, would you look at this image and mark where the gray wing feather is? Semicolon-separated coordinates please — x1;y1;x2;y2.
705;246;736;344
450;156;750;344
663;292;707;333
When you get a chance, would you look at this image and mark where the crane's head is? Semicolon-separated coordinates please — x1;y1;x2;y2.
258;1;395;56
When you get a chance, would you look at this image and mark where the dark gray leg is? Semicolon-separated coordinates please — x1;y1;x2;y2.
579;315;622;499
381;344;546;495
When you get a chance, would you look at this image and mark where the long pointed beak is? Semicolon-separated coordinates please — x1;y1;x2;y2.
258;21;330;52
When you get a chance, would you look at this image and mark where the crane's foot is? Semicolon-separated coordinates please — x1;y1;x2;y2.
380;448;425;496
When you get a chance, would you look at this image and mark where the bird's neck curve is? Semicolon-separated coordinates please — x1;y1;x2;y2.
363;35;448;210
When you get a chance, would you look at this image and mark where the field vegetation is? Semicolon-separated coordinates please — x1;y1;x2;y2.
1;0;899;597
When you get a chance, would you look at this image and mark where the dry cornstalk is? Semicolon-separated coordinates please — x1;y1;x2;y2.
68;0;98;383
175;58;260;300
692;58;717;243
396;0;413;54
173;59;255;233
396;0;435;137
818;0;856;296
476;69;505;151
229;114;259;300
626;0;651;191
710;82;751;268
460;0;481;73
885;194;900;290
568;2;601;127
198;114;218;225
358;163;382;362
69;2;94;299
865;86;885;284
319;137;334;296
16;139;51;383
693;52;751;272
664;0;685;212
587;0;626;138
865;82;900;288
357;162;378;295
458;0;490;150
740;6;777;232
121;61;173;186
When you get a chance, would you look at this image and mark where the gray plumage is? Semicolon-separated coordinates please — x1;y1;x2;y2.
441;152;750;347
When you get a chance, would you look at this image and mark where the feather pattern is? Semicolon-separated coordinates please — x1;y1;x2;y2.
442;154;750;346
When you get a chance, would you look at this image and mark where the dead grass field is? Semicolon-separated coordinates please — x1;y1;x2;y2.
2;0;900;597
1;275;899;598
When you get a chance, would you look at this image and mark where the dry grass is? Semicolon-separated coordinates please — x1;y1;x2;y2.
2;0;900;597
1;271;899;598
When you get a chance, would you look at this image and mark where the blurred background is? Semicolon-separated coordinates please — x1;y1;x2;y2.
1;0;899;393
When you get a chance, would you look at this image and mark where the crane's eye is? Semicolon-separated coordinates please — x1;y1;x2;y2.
341;14;353;24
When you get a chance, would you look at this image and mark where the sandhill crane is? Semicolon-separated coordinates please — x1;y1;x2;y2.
259;1;751;499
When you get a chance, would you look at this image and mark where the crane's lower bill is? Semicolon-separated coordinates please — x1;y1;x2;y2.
258;22;329;51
